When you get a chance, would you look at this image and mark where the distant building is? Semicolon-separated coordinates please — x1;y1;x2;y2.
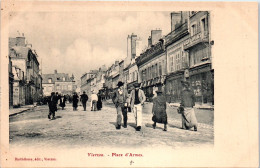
42;70;76;96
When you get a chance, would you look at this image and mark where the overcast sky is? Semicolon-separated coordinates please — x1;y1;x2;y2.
9;11;171;81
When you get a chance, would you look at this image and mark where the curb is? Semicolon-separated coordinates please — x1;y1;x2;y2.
9;108;31;117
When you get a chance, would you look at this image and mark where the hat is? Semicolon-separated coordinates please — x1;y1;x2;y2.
133;83;141;88
181;80;190;87
117;81;124;87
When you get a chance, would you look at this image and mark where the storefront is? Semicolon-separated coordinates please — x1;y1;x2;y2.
189;63;214;104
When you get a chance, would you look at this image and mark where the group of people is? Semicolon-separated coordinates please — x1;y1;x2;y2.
112;80;198;132
47;92;67;119
112;81;146;131
47;91;103;119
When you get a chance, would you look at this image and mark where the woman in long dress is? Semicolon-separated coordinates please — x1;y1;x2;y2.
152;88;168;131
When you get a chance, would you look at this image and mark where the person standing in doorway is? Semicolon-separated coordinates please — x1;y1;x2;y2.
72;92;79;111
80;91;89;111
113;81;127;129
178;80;198;131
129;83;146;131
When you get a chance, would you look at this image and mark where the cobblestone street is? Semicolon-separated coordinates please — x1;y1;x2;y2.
9;101;214;149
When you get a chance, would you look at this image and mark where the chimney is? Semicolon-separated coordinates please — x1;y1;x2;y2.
151;30;162;45
26;44;32;48
181;11;189;24
16;36;26;47
148;36;152;47
171;12;182;31
54;70;57;74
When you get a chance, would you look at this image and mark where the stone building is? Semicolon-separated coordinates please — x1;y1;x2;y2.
164;12;190;102
183;11;214;104
136;30;166;101
9;56;14;107
9;36;42;105
42;70;76;96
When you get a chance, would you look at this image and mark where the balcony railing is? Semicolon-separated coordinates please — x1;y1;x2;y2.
184;31;209;50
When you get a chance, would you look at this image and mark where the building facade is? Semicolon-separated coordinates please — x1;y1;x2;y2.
9;36;42;105
136;32;166;101
42;70;76;96
9;56;14;107
183;11;214;104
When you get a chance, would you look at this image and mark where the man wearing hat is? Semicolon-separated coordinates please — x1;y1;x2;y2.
113;81;128;129
80;91;89;111
179;80;198;131
152;87;168;131
129;83;146;131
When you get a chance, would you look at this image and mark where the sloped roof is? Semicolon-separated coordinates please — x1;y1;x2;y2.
42;73;74;83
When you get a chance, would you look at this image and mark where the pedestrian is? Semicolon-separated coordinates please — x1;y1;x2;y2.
80;91;89;111
152;87;168;131
178;80;198;131
48;92;56;120
72;92;79;111
97;92;102;111
112;81;127;129
59;94;66;110
129;83;146;131
55;92;60;111
90;91;98;111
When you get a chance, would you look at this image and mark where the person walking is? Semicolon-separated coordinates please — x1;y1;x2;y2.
72;92;79;111
90;91;98;111
97;92;103;111
55;92;61;111
80;91;89;111
59;94;66;110
152;88;168;131
48;92;57;120
129;83;146;131
112;81;127;129
178;80;198;131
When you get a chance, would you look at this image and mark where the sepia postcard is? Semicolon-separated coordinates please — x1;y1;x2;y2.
0;1;258;167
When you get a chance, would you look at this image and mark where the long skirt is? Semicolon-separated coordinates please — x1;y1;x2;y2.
181;107;198;129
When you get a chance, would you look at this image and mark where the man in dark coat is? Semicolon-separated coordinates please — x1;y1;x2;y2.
97;93;102;110
80;91;89;111
72;92;79;111
179;80;198;131
113;81;127;129
48;92;57;120
152;87;168;131
59;94;66;110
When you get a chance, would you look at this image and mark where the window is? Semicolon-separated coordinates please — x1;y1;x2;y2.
63;77;65;81
159;62;162;76
57;77;60;80
191;24;197;36
48;78;52;83
170;56;174;72
201;17;208;32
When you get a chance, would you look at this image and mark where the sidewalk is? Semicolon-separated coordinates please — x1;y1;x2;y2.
9;105;35;116
168;102;214;110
